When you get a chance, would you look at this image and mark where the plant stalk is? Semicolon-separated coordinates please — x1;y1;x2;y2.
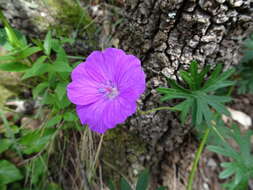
187;126;210;190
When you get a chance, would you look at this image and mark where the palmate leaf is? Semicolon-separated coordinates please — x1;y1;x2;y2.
208;125;253;189
157;61;234;126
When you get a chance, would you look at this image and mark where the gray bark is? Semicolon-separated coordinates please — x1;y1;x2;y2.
118;0;253;187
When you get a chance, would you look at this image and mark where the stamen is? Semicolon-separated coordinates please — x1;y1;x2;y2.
98;81;119;99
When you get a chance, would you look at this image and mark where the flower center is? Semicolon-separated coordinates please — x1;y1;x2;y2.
98;81;119;99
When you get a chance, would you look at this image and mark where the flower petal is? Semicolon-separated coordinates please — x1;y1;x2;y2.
76;99;110;133
67;79;102;105
103;97;137;128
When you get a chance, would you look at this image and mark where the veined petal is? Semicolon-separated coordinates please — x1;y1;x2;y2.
76;99;110;133
67;79;102;105
103;97;137;128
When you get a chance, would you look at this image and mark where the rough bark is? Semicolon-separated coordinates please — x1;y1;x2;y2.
118;0;253;188
1;0;253;188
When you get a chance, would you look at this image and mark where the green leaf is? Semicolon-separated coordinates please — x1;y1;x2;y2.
55;82;68;101
51;48;72;72
22;56;48;79
207;145;240;160
26;156;47;185
180;70;193;89
19;128;56;154
17;46;41;60
0;10;21;48
202;67;235;92
173;98;193;123
44;115;62;128
198;97;212;126
0;160;23;185
120;178;132;190
0;47;41;63
241;50;253;63
63;112;78;122
206;100;230;116
0;139;12;154
0;184;6;190
0;62;29;72
46;183;62;190
136;169;150;190
219;166;236;179
108;180;116;190
32;82;49;97
156;187;167;190
44;31;52;56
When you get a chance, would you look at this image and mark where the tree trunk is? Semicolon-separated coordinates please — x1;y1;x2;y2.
118;0;253;188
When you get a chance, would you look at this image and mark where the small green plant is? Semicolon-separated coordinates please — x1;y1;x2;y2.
108;169;167;190
157;61;235;126
237;34;253;94
156;61;253;190
208;124;253;190
0;9;81;189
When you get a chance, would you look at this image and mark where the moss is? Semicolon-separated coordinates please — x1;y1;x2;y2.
102;127;147;184
43;0;96;39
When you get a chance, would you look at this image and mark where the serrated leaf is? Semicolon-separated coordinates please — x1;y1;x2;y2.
0;160;23;185
174;98;192;123
202;67;235;92
207;100;230;116
120;178;132;190
136;169;149;190
198;97;212;125
0;62;29;72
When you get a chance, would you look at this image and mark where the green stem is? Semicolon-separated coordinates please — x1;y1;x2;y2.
139;106;179;115
187;126;210;190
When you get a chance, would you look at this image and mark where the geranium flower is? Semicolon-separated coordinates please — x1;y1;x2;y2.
67;48;146;133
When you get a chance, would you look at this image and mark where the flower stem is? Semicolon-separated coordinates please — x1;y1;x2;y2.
139;106;179;115
187;126;210;190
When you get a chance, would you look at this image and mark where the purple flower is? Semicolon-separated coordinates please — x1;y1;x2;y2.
67;48;146;133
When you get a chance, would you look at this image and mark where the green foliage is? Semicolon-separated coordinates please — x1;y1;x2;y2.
109;170;167;190
0;160;23;185
240;34;253;64
0;12;77;189
237;34;253;94
19;128;56;154
208;125;253;190
0;139;12;154
157;61;235;126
